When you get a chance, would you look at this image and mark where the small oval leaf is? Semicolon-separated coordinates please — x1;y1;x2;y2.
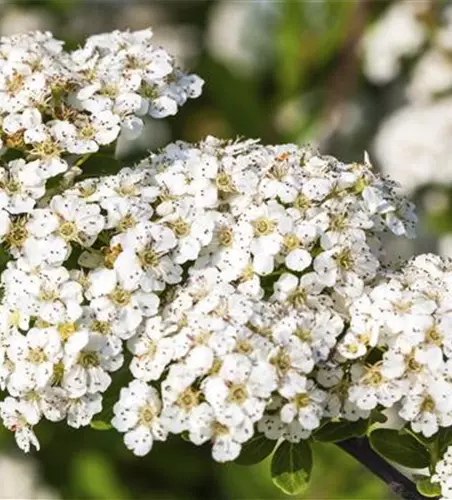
271;440;312;495
369;429;430;469
315;419;367;442
416;478;441;497
90;420;112;431
235;433;276;466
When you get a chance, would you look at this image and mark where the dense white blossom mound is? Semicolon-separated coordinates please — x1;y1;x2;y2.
0;132;418;460
0;28;202;183
3;25;452;500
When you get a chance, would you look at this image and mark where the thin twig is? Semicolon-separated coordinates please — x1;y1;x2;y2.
336;438;438;500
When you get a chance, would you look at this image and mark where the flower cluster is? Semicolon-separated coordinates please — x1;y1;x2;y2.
345;254;452;437
0;132;417;460
0;27;203;452
0;29;202;209
433;445;452;499
363;2;452;196
6;26;452;500
361;0;427;85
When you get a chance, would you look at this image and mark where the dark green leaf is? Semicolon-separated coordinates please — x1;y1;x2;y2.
438;427;452;455
64;245;83;270
271;440;312;495
79;154;123;179
416;478;441;497
235;433;276;466
314;419;367;442
1;148;23;162
400;428;435;447
370;409;388;425
0;246;10;270
369;429;430;469
90;420;112;431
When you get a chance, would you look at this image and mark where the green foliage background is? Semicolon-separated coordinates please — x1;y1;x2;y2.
0;1;406;498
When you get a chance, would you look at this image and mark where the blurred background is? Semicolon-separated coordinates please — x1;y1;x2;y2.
1;0;451;498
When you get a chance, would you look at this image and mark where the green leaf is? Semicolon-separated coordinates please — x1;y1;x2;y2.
79;154;123;179
314;419;367;442
438;426;452;455
1;148;23;162
64;245;84;270
271;441;312;495
370;409;388;424
90;420;112;431
400;428;435;447
180;431;190;442
369;429;430;469
416;478;441;497
235;433;276;466
0;246;10;269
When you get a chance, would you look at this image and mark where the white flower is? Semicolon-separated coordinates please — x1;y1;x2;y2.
127;317;174;382
272;272;324;308
0;396;40;452
258;413;311;442
207;216;252;280
3;263;83;325
314;240;379;297
202;353;276;424
0;159;45;214
247;201;291;275
278;221;315;272
348;364;406;411
270;327;315;397
112;380;167;456
7;328;62;392
67;393;103;428
49;195;105;246
399;375;452;437
24;196;104;266
188;402;253;462
3;107;43;137
155;150;218;208
291;309;343;362
160;386;201;435
337;332;369;360
370;280;436;335
62;331;121;398
280;379;326;433
87;267;159;339
55;112;121;154
112;221;181;292
432;445;452;499
161;199;215;264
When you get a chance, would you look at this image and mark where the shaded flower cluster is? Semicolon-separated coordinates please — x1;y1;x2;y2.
363;1;452;196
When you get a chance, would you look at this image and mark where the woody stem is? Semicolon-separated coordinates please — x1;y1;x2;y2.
336;437;437;500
